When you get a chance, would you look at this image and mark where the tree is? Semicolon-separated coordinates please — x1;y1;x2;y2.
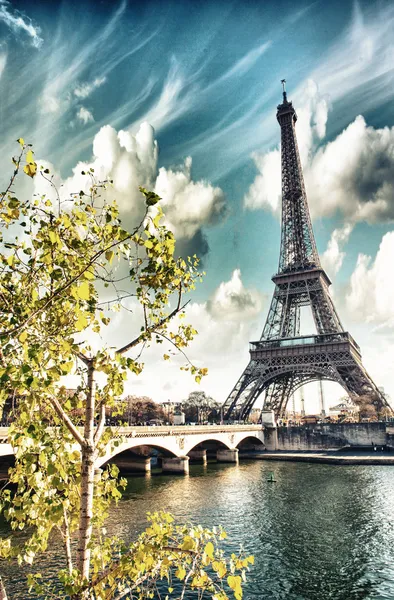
357;395;378;421
113;395;166;425
182;391;221;424
0;142;252;599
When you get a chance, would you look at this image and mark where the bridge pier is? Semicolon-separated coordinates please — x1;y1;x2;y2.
188;449;207;464
216;448;239;463
162;456;189;474
109;450;152;473
116;456;151;473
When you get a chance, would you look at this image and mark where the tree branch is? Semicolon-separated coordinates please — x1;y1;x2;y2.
116;299;190;355
50;396;85;447
94;401;106;444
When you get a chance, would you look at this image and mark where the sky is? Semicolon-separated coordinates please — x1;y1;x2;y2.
1;0;394;414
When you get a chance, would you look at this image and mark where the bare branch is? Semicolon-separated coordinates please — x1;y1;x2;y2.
116;299;190;356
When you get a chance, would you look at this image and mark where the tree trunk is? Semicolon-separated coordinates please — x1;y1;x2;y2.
77;361;96;584
0;577;8;600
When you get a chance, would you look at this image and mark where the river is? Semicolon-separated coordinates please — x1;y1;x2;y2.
2;460;394;599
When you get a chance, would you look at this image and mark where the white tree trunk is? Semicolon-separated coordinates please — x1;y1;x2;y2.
77;361;96;583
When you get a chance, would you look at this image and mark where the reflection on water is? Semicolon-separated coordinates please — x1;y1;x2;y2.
2;461;394;599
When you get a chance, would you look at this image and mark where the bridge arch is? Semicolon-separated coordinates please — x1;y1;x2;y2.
235;434;265;450
184;436;233;455
97;438;180;468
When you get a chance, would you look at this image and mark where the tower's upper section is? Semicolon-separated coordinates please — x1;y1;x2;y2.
277;80;297;125
276;81;320;274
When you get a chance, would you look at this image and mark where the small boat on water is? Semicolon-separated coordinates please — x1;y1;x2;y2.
267;471;276;482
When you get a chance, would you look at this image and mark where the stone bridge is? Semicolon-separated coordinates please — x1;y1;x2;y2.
0;425;265;474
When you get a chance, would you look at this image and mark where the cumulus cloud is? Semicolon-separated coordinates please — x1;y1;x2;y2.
35;122;227;257
0;48;6;78
321;224;353;279
119;271;264;402
0;0;43;48
244;149;281;212
346;232;394;328
207;269;263;321
76;106;94;125
74;77;107;99
154;157;226;239
307;116;394;223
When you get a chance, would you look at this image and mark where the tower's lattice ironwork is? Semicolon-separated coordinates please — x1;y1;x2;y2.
223;83;391;420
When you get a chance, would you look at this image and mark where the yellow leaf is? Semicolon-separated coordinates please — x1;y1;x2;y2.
26;149;34;164
18;331;28;344
77;281;90;300
84;268;95;280
175;566;186;580
17;137;25;146
204;542;214;559
75;313;88;331
23;162;37;178
213;560;227;578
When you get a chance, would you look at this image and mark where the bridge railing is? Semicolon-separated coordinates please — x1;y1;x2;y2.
0;424;263;442
114;424;262;438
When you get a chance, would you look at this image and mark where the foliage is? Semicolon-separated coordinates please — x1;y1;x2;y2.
111;395;167;425
182;391;221;424
0;141;252;599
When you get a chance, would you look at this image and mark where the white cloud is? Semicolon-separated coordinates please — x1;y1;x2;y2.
76;106;95;125
36;122;226;247
117;271;264;403
245;78;394;230
207;269;263;322
0;49;6;78
244;149;281;212
321;224;353;279
307;116;394;223
154;157;226;239
0;0;43;48
74;77;107;99
346;232;394;327
134;57;197;132
308;3;394;110
220;41;271;81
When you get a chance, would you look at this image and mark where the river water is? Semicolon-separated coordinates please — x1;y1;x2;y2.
2;460;394;599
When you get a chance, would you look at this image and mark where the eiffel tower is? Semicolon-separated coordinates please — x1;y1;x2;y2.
223;81;391;421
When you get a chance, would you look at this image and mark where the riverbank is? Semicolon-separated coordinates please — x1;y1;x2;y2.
240;450;394;465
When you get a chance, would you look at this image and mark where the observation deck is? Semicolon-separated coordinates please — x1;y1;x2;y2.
250;332;361;360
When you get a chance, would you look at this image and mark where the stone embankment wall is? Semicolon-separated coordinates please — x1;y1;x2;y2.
264;422;388;451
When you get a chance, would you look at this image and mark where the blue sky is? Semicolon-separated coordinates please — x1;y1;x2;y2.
1;0;394;411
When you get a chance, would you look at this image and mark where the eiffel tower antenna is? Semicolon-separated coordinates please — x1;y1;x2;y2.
222;82;392;421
